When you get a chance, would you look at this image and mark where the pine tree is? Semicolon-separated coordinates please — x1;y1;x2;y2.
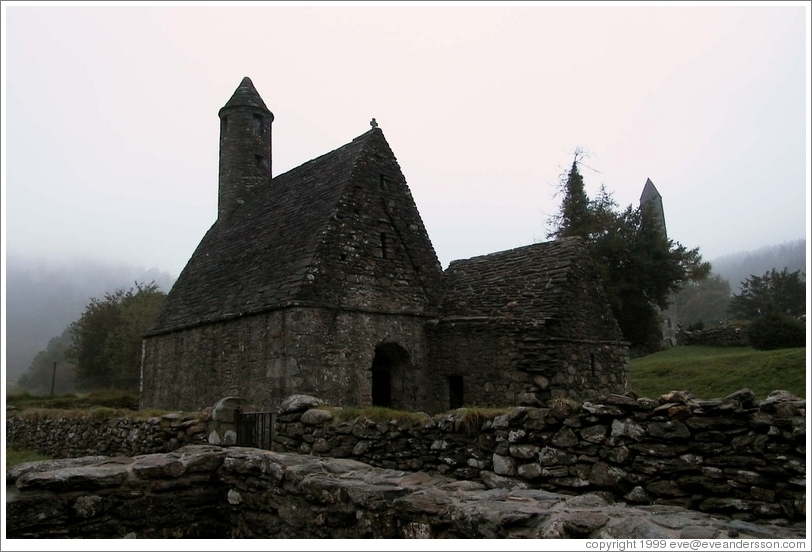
550;158;593;239
728;268;806;320
547;157;710;351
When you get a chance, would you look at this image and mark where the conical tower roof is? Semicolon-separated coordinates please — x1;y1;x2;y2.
640;178;661;203
219;76;270;114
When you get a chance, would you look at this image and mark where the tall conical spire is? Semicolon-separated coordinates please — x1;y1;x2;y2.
639;178;667;238
217;77;274;221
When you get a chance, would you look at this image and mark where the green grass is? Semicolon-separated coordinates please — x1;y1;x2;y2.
630;345;807;401
327;405;430;427
6;447;53;468
6;389;140;410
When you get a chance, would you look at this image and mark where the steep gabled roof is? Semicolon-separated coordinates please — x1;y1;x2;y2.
146;129;380;336
439;236;587;321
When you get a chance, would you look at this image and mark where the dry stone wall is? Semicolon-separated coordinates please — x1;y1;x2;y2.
7;388;806;525
6;445;806;539
272;389;806;522
6;410;210;459
678;326;750;347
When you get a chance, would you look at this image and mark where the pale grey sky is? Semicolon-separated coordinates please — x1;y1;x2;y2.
2;1;810;279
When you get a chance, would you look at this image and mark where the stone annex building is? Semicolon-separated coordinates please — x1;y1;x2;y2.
140;78;629;413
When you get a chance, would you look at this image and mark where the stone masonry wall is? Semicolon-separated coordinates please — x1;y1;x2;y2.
426;319;629;412
141;308;431;412
273;389;806;522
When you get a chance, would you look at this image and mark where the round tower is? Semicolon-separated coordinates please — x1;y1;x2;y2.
217;76;274;221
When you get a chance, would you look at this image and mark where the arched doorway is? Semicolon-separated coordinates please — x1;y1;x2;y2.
370;343;410;408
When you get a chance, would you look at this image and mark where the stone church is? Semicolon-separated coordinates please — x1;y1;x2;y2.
140;77;629;413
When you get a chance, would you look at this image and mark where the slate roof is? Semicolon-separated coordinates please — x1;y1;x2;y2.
146;129;381;336
439;236;587;321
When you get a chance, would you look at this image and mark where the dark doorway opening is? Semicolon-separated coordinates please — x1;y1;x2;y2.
370;343;410;408
371;361;391;408
449;375;464;409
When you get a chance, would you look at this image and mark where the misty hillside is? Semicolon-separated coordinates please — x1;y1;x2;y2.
5;255;176;385
709;239;807;293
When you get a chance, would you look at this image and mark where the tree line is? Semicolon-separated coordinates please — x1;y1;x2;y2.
546;154;806;352
15;282;166;395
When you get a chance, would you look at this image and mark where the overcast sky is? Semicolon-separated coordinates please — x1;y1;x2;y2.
2;2;810;279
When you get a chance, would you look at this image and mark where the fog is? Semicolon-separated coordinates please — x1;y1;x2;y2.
3;4;809;277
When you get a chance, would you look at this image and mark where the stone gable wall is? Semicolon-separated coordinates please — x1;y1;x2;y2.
301;135;445;311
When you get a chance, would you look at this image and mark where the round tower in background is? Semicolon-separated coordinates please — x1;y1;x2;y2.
217;77;274;221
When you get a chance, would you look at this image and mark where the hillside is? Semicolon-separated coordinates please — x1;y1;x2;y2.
4;255;176;385
630;345;806;401
710;239;806;292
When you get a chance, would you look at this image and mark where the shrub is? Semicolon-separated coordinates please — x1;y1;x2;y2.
745;313;806;350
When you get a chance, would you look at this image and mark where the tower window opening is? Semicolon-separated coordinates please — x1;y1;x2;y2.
221;116;228;135
380;232;388;259
590;353;596;376
253;114;264;136
255;154;266;169
380;174;389;191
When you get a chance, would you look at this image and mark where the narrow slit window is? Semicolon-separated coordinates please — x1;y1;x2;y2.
255;154;265;169
253;114;264;136
380;232;388;259
221;116;228;135
380;174;389;191
590;354;596;376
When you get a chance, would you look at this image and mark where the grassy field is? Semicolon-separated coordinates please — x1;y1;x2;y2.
5;389;139;410
630;345;807;401
6;448;53;468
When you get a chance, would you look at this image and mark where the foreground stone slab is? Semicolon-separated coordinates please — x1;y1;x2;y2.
5;445;806;539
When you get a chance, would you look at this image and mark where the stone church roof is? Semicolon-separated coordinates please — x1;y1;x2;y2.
146;129;383;336
439;236;588;322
